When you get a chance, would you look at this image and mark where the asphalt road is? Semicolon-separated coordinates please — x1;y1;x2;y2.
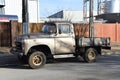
0;54;120;80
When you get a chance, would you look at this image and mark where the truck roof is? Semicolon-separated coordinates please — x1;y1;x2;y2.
45;20;72;24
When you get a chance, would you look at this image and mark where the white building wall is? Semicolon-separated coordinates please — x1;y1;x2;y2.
4;0;39;23
63;11;97;22
48;10;97;23
63;11;83;22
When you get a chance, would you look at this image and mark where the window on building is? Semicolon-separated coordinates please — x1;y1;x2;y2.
0;8;5;14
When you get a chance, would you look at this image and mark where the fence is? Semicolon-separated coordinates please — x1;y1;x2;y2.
0;22;11;47
17;23;44;35
94;23;120;42
0;22;43;47
0;22;120;47
74;22;120;42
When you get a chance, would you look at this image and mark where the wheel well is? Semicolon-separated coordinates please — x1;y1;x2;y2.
28;45;53;59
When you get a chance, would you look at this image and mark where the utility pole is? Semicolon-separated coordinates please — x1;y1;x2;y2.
97;0;102;15
83;0;88;21
22;0;30;34
89;0;94;37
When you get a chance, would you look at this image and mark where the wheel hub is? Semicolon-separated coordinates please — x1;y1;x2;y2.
88;51;95;60
33;55;42;66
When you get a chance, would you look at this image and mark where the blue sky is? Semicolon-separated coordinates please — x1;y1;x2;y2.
40;0;97;18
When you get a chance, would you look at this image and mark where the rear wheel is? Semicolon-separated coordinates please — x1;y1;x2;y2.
83;48;97;63
28;51;46;69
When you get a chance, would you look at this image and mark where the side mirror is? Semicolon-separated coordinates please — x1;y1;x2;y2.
48;28;57;34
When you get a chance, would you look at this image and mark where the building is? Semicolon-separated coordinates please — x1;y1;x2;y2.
96;0;120;23
47;10;97;23
0;0;5;14
0;0;40;23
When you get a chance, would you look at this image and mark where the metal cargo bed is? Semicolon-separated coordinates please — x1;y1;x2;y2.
78;37;110;49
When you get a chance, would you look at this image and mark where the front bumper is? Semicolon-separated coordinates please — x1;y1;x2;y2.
10;47;24;57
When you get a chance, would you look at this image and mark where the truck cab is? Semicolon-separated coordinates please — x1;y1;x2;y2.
42;22;75;54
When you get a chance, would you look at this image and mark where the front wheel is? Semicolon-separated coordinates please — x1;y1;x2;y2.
83;48;98;63
28;51;46;69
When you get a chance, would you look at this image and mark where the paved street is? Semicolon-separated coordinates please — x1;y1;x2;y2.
0;54;120;80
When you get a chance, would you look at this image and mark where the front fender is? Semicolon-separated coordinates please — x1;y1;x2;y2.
24;38;55;55
24;44;54;55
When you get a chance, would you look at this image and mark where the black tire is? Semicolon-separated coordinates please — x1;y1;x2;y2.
18;55;28;64
28;51;46;69
83;48;98;63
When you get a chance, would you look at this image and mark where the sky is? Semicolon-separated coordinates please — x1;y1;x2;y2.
39;0;98;18
40;0;83;18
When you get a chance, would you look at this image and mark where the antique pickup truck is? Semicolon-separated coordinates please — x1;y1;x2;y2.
10;21;111;69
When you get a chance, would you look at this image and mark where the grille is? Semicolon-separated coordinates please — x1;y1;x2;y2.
15;42;22;50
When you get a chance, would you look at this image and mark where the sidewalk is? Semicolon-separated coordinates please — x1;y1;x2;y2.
102;46;120;55
0;47;10;53
102;42;120;55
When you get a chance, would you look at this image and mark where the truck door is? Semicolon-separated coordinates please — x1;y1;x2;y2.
55;23;75;54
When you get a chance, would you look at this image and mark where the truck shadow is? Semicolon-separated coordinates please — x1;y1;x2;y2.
0;55;120;69
97;55;120;65
0;64;31;69
0;57;84;69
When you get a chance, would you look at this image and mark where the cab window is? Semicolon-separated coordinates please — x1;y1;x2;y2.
58;24;71;34
42;24;57;34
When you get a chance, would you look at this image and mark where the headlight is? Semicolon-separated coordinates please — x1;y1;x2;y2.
22;43;25;51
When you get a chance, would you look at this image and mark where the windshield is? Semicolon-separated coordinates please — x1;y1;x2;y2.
42;24;57;34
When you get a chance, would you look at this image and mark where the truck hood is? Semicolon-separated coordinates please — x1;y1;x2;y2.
15;33;50;42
